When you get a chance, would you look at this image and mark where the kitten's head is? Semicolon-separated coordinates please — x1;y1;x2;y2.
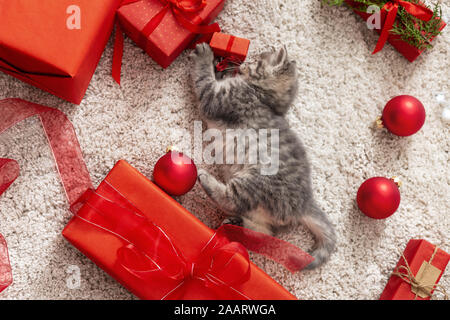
240;46;298;111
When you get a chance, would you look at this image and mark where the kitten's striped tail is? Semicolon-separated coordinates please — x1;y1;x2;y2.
299;202;336;269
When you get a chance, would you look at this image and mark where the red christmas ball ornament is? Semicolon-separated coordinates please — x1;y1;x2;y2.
356;177;401;219
376;95;425;136
153;147;197;196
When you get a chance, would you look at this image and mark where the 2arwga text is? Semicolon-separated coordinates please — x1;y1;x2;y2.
174;303;277;317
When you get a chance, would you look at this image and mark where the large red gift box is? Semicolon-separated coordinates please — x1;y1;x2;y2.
62;160;300;300
116;0;225;69
0;0;121;104
344;0;446;62
380;239;449;300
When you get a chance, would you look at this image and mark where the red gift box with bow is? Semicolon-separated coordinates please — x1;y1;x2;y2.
62;160;311;299
0;0;121;104
345;0;446;62
112;0;225;83
380;239;449;300
210;32;250;72
0;98;312;299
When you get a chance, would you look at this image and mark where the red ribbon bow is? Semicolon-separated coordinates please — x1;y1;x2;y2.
372;0;434;54
112;0;221;84
72;187;251;299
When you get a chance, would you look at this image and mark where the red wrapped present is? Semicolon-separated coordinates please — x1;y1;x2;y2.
0;98;313;299
210;32;250;72
112;0;224;83
344;0;446;62
62;160;313;299
380;239;449;300
0;0;121;104
210;32;250;62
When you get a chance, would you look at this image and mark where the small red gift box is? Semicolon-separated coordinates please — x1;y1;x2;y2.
210;32;250;62
344;0;446;62
62;160;310;300
0;0;121;104
380;239;449;300
116;0;225;69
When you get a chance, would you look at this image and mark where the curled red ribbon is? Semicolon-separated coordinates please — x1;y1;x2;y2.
0;98;93;293
0;159;19;293
112;0;221;84
373;0;433;54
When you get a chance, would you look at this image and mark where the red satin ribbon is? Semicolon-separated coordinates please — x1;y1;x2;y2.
372;0;433;54
72;186;313;299
112;0;221;84
0;98;93;293
0;159;19;292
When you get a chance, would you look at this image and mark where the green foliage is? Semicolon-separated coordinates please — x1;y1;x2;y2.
322;0;443;50
391;2;443;49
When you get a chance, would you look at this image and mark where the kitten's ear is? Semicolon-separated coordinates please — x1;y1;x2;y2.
275;45;288;66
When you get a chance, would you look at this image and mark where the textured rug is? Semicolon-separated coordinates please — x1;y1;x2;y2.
0;0;448;300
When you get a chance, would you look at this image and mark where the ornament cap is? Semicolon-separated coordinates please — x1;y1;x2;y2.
166;145;179;153
390;176;402;188
375;116;384;129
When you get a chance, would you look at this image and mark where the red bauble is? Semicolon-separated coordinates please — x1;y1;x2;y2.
153;149;197;196
381;95;426;136
356;177;401;219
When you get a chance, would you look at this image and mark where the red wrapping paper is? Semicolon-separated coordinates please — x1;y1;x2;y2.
210;32;250;62
0;0;121;104
116;0;225;68
62;160;311;299
380;239;449;300
345;0;446;62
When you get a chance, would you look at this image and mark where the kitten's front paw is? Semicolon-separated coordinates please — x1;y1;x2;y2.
191;43;214;64
197;168;209;180
197;169;213;195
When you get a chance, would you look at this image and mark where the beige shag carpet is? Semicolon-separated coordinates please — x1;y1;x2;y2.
0;0;448;299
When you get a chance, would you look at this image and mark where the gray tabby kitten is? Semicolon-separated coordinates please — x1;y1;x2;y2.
190;43;336;269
